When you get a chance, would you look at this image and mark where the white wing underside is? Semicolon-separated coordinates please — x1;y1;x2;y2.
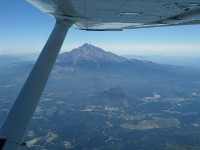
0;1;199;149
27;0;200;31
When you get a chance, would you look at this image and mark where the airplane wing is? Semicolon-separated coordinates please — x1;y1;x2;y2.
28;0;200;30
0;1;200;150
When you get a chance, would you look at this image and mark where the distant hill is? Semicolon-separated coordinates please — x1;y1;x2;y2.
0;54;38;66
0;55;22;66
123;55;200;70
96;87;135;107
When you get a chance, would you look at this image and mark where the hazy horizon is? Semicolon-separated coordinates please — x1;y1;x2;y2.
1;43;200;70
1;43;200;57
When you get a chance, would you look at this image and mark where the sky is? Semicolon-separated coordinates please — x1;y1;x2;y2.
0;0;200;56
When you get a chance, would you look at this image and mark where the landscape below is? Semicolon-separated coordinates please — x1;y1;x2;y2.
0;44;200;149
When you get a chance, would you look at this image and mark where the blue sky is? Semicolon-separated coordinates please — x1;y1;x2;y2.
0;0;200;56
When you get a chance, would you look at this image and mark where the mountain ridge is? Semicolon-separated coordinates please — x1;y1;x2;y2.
56;43;161;73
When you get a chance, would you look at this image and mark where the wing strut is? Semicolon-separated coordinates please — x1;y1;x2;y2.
0;20;72;150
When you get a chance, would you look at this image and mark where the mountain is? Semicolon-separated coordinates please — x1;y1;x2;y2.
57;43;130;68
56;43;171;75
58;43;128;63
56;44;200;79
